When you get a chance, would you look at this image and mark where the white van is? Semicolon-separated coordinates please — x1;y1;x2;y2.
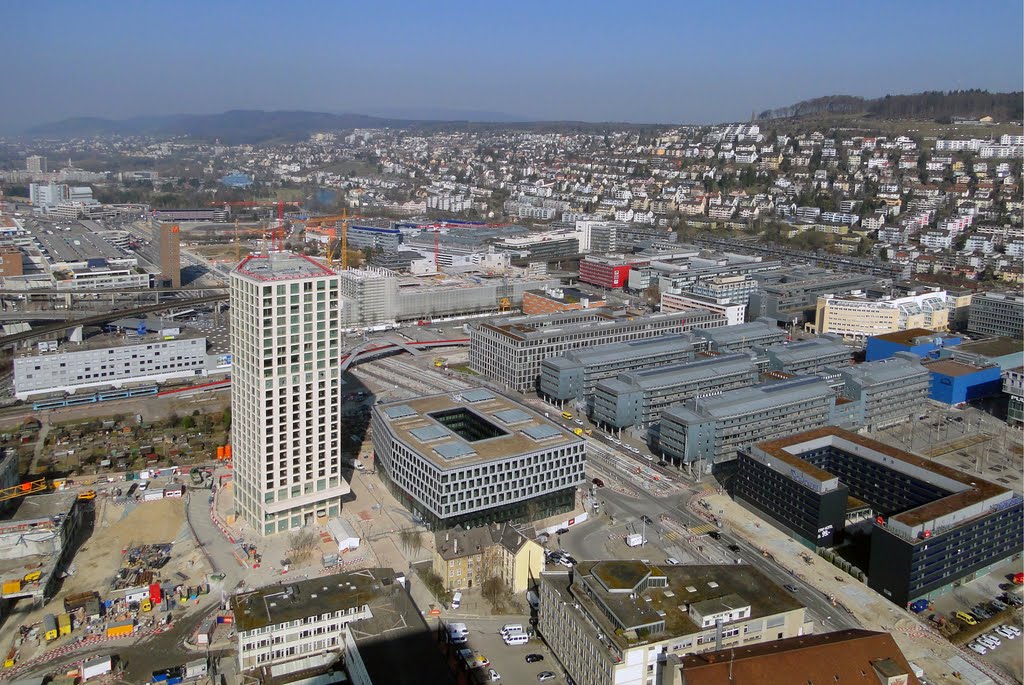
503;631;529;645
450;591;462;610
447;622;468;645
500;623;524;637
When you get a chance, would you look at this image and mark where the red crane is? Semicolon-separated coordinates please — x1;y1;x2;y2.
210;199;302;251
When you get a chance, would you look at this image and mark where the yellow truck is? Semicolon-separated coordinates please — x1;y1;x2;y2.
58;613;72;636
23;571;41;583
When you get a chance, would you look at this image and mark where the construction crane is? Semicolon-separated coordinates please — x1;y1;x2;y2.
0;479;48;503
211;199;302;251
324;210;367;269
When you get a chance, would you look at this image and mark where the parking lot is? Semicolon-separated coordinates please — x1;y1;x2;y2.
449;617;561;684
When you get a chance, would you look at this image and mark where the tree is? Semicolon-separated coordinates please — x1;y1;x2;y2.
288;530;319;564
221;407;232;430
482;576;505;603
180;415;195;430
642;285;661;308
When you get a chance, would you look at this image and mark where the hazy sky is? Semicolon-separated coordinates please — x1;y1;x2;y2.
5;0;1022;133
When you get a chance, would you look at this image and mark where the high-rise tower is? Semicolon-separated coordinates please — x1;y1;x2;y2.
229;252;349;535
159;223;182;288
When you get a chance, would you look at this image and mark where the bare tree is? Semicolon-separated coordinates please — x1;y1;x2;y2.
288;530;319;564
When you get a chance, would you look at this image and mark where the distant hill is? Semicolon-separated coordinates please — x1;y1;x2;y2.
758;89;1023;122
25;110;414;144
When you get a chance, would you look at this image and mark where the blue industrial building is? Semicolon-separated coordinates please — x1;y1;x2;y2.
923;359;1003;405
865;328;962;362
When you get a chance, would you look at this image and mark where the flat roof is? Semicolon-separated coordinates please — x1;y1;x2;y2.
548;562;802;652
558;334;695;368
618;353;755;391
234;252;336;282
374;390;582;468
15;330;208;358
663;376;833;421
31;222;126;263
3;491;78;526
871;328;939;345
923;359;991;377
954;337;1023;358
752;427;1012;530
479;309;695;342
231;568;395;633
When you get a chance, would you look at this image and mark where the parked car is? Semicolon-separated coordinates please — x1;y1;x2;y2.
999;624;1021;637
525;654;544;663
978;633;1000;648
968;642;987;655
665;558;680;565
784;584;799;593
994;625;1016;640
488;669;501;681
591;478;605;488
538;672;556;682
909;599;929;613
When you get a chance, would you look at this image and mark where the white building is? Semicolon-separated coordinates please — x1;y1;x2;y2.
230;252;350;536
661;292;745;326
29;183;68;207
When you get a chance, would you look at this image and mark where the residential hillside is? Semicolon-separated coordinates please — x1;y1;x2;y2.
759;90;1023;122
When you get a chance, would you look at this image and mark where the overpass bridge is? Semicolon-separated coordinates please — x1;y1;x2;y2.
0;294;229;347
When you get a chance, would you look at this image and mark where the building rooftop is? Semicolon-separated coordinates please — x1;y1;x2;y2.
3;491;78;528
835;353;926;386
760;336;851;365
31;222;126;264
923;358;992;377
953;337;1024;359
15;329;209;358
234;252;336;282
673;629;920;685
434;522;533;561
479;309;700;342
374;389;582;468
526;287;604;305
662;376;833;422
555;333;697;369
231;568;395;633
546;562;802;652
610;353;755;392
752;427;1013;531
871;327;939;345
693;318;783;347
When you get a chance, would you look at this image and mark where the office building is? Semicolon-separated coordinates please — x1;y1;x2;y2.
946;288;973;330
539;334;700;406
432;522;544;593
865;328;961;362
1005;367;1024;427
29;182;68;207
658;377;837;472
747;268;877;324
471;309;725;393
26;155;46;174
757;335;851;375
538;561;809;685
371;389;586;529
968;291;1024;339
831;353;930;430
231;567;454;684
592;354;758;430
13;333;226;401
522;287;606;316
922;358;1002;405
734;428;1023;606
661;292;745;326
579;255;649;289
814;290;949;340
150;208;228;223
346;224;402;252
666;629;922;685
689;274;759;307
158;223;181;288
229;252;350;536
493;232;579;261
693;317;786;352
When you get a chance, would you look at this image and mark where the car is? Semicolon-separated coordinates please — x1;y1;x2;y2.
954;611;977;626
488;669;501;681
784;584;799;593
538;672;556;682
611;438;621;445
968;642;988;655
665;558;680;565
727;544;741;552
525;654;545;663
978;633;1000;648
990;599;1007;611
709;531;722;540
555;527;569;535
999;624;1021;637
657;460;669;467
591;478;605;488
643;453;654;461
972;605;992;620
995;625;1016;639
573;419;583;425
641;515;654;525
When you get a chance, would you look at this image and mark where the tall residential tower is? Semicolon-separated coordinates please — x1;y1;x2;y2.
230;252;350;535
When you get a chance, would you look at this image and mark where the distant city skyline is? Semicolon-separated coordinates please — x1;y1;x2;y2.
4;0;1022;134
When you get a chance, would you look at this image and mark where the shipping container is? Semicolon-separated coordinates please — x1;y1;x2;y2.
58;613;72;636
143;489;164;502
184;659;208;679
81;655;113;680
42;614;58;641
2;580;20;594
149;583;162;605
106;620;134;638
124;586;150;603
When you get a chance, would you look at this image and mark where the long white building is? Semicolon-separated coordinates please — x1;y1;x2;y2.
230;252;350;536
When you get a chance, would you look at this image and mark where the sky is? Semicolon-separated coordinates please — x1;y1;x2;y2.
4;0;1022;133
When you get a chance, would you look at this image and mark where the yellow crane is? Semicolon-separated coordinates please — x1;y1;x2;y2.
0;479;48;503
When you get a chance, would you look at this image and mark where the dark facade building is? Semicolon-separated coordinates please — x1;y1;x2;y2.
735;428;1023;606
158;223;181;288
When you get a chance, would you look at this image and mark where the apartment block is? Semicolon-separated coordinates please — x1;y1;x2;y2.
230;253;350;536
539;334;701;406
592;353;758;430
538;561;809;685
661;292;746;326
371;389;586;529
471;309;725;393
756;335;852;375
968;291;1024;339
432;523;544;593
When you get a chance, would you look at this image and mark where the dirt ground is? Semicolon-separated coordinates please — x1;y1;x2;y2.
62;498;191;597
